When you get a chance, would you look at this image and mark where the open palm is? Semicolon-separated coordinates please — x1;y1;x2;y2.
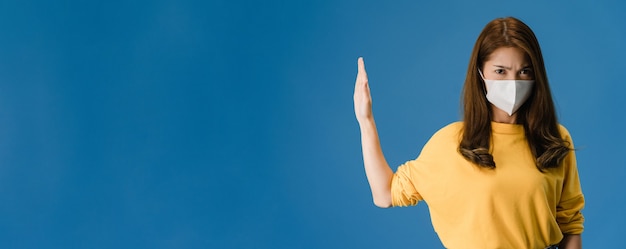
353;57;373;123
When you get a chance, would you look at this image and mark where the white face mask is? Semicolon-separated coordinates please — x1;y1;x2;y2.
479;70;534;116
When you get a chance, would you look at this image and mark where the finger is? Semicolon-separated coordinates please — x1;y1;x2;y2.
357;57;367;77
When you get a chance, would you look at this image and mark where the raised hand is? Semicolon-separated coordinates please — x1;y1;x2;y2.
353;57;393;208
354;57;373;123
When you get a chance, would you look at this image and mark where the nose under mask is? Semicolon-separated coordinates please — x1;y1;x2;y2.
479;70;534;116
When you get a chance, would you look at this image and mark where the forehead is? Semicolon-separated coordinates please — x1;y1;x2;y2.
485;47;530;66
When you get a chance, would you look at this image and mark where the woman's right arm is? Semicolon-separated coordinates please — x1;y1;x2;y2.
353;57;394;208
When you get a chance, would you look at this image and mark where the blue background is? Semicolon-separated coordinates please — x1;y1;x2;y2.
1;0;624;248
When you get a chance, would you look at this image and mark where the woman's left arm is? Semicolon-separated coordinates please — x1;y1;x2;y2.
556;127;584;249
559;234;581;249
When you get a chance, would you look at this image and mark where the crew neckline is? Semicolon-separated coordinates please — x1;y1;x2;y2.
491;121;524;135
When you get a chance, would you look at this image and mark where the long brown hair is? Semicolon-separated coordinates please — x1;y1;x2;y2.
459;17;571;170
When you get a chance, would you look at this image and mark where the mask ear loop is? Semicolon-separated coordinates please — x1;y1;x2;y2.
478;69;487;95
477;69;485;80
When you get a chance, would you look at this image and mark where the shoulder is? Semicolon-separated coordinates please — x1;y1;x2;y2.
427;121;463;145
557;123;573;142
433;121;464;137
416;122;463;160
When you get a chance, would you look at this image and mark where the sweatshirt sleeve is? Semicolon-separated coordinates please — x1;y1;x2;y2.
556;126;585;234
391;160;423;207
390;122;461;207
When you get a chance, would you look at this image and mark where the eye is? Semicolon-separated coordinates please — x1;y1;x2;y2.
494;69;505;74
520;68;532;75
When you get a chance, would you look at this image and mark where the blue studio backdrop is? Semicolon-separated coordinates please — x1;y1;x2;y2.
1;0;624;248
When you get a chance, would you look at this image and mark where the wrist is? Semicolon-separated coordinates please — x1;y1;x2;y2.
358;117;376;129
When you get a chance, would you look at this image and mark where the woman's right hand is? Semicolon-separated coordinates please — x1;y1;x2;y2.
354;57;373;124
353;58;393;208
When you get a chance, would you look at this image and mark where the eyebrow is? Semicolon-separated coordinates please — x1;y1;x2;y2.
492;65;532;70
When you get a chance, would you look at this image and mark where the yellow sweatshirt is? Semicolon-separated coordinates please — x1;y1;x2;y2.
391;122;584;249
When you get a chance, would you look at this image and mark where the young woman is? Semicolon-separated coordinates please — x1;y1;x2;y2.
354;17;584;249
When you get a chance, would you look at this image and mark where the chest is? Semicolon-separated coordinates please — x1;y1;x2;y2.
462;138;564;205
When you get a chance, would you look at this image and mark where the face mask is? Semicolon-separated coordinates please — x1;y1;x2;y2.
479;70;534;116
